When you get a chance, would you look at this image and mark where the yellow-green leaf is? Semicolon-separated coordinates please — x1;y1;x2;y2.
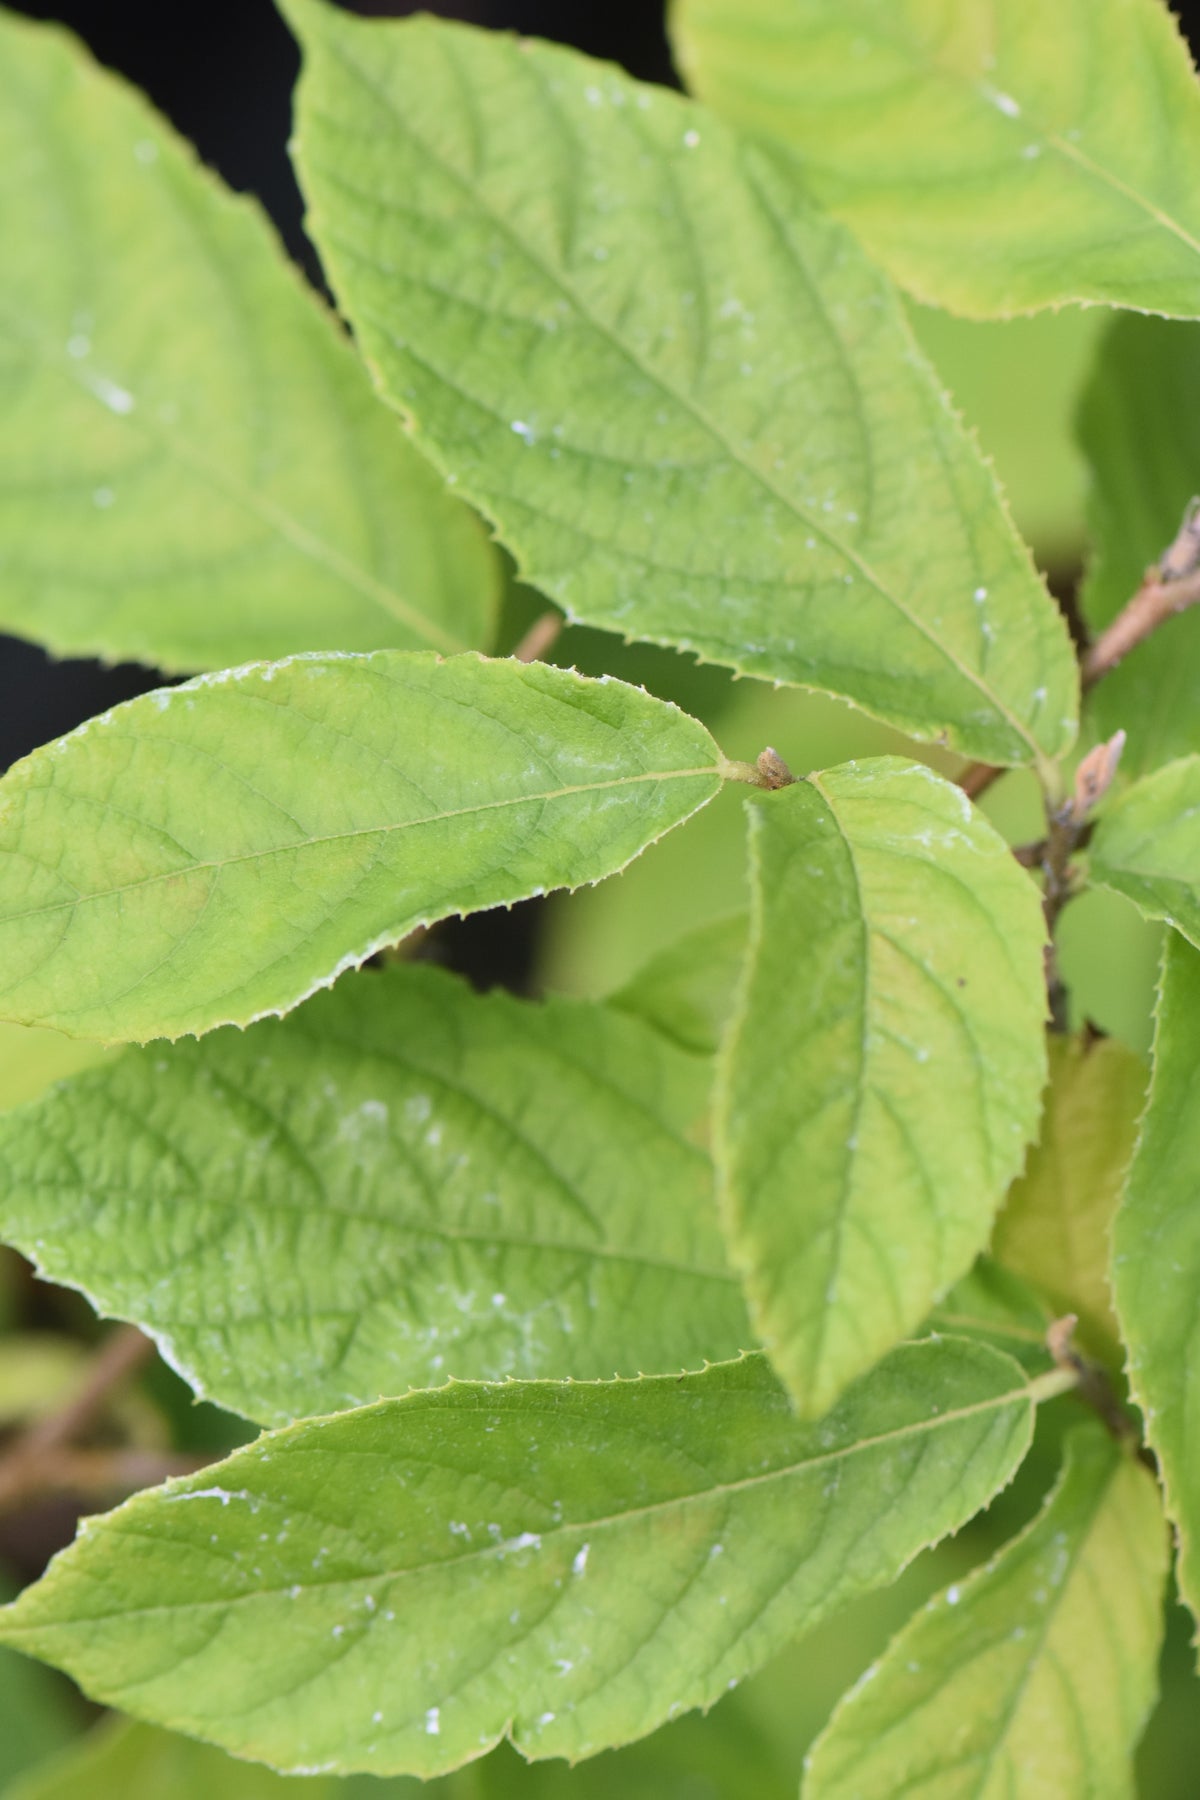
0;9;497;671
804;1425;1168;1799
0;652;723;1043
0;1340;1038;1776
0;966;747;1423
282;0;1077;767
672;0;1200;320
716;757;1048;1416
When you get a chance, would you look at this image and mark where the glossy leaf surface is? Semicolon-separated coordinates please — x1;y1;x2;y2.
716;758;1047;1416
804;1425;1168;1799
0;12;496;671
0;966;746;1424
0;652;722;1043
672;0;1200;320
0;1340;1037;1776
284;0;1076;766
1112;930;1200;1624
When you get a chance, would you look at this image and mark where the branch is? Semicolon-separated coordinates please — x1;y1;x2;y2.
511;610;563;665
1082;494;1200;686
1046;1314;1139;1445
1082;560;1200;687
958;496;1200;805
958;759;1004;802
18;1324;153;1461
0;1446;208;1517
0;1325;202;1519
720;746;797;790
1038;731;1126;1030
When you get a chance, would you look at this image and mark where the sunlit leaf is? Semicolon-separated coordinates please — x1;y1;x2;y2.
672;0;1200;320
0;652;723;1043
283;0;1076;767
0;10;497;671
0;1340;1038;1777
0;965;747;1424
716;758;1047;1416
804;1425;1168;1799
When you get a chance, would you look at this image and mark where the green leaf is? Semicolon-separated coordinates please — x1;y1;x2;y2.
671;0;1200;321
0;964;748;1425
803;1424;1168;1800
0;651;723;1044
283;0;1076;768
1113;930;1200;1626
1077;314;1200;776
928;1260;1054;1377
0;10;497;672
1088;756;1200;950
608;912;747;1057
993;1032;1146;1362
0;1338;1038;1777
716;758;1047;1417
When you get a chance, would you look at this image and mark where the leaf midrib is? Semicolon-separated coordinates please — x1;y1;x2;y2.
801;773;874;1394
2;1368;1031;1627
20;1172;740;1287
0;761;721;928
300;18;1041;759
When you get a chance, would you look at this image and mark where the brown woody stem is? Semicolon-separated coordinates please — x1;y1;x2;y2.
1046;1315;1139;1445
958;496;1200;806
0;1325;189;1518
1082;561;1200;687
511;610;564;665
